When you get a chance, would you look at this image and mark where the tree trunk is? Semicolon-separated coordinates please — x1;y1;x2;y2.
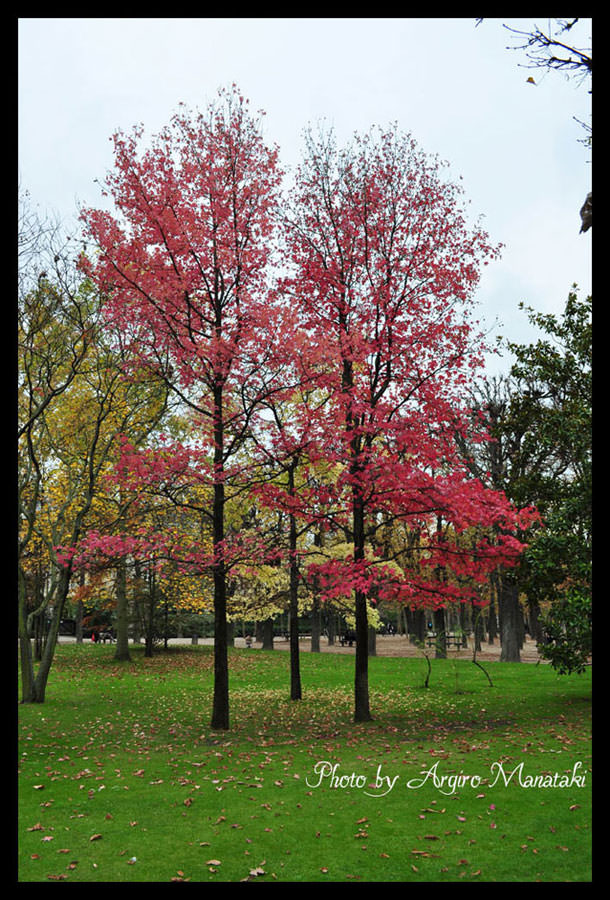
19;561;72;704
310;530;323;652
498;570;521;662
368;625;376;657
527;598;545;644
487;578;499;644
18;565;35;703
114;556;131;661
29;569;71;703
76;571;85;643
310;599;321;653
262;618;274;650
288;465;302;699
211;381;230;730
289;600;302;698
353;491;372;722
144;564;156;658
434;607;447;659
405;608;415;642
401;607;408;638
326;610;336;646
211;529;229;728
473;601;485;652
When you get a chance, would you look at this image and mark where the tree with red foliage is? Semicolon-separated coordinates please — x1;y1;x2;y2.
79;86;284;730
279;125;537;722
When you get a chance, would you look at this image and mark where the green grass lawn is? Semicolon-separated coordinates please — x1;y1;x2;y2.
18;644;592;882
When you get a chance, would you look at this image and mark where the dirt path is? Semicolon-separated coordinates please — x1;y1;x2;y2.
61;633;546;663
261;634;546;664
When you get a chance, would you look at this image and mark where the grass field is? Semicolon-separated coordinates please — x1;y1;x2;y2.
18;644;592;882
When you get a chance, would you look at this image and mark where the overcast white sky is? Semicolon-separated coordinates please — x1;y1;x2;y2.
18;17;592;375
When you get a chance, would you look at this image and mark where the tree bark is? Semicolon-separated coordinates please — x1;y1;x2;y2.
353;489;372;722
19;555;73;703
76;570;85;643
310;601;321;653
211;382;230;730
261;618;274;650
407;607;425;643
326;611;336;646
114;556;131;661
144;564;156;658
499;570;521;662
433;607;447;659
30;569;71;702
527;598;545;644
18;566;35;703
311;531;323;652
342;338;372;722
368;626;377;657
288;464;302;699
473;601;485;652
487;576;499;644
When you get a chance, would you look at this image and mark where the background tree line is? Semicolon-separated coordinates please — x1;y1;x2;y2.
19;186;591;689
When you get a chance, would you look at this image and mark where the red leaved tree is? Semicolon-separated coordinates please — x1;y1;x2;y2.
79;86;283;730
279;125;537;722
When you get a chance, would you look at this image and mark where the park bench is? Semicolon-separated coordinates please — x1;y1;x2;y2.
425;632;469;649
339;632;356;647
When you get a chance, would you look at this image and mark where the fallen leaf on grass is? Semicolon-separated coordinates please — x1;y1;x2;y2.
171;871;191;882
89;834;102;842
